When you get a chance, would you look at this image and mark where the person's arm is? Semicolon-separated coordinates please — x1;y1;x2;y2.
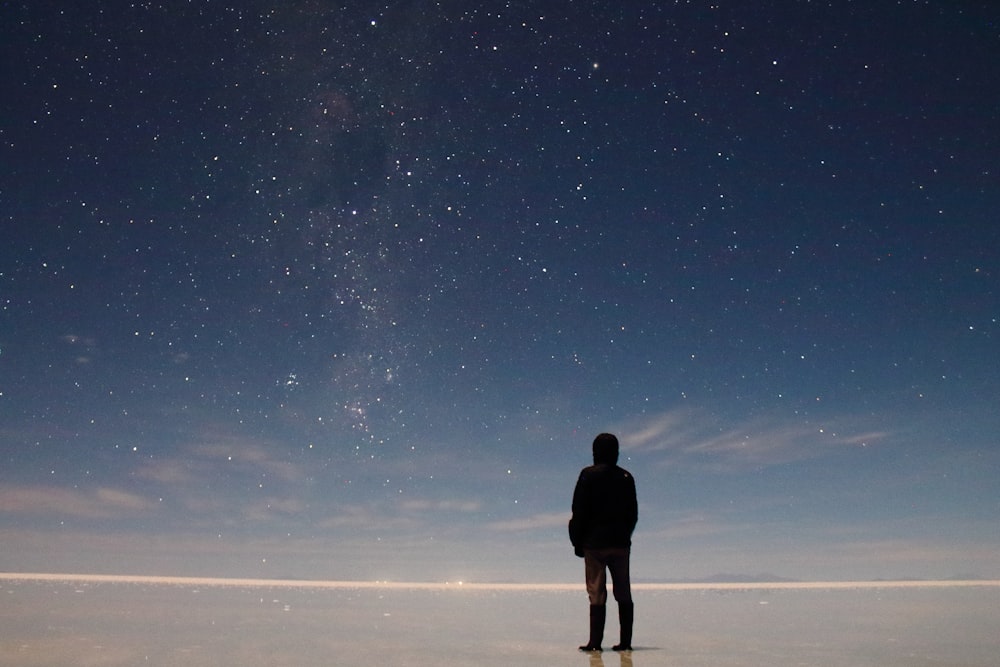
568;472;589;555
626;474;638;534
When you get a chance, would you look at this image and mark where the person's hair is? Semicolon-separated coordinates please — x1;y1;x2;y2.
592;432;619;465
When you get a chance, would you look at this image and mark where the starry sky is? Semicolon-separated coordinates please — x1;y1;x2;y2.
2;1;998;583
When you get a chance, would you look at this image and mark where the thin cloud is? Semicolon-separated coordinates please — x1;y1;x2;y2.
60;333;98;364
638;512;736;540
400;499;482;513
135;459;198;485
840;431;890;447
189;441;304;482
0;485;158;519
60;334;97;347
316;503;421;532
94;487;157;512
618;408;893;472
245;497;307;520
489;511;568;532
621;412;688;449
133;428;308;488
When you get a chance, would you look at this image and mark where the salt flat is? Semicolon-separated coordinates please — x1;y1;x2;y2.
2;575;997;666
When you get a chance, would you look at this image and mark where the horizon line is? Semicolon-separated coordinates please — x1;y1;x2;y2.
2;572;999;591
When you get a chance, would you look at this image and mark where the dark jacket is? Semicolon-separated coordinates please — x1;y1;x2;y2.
569;462;638;552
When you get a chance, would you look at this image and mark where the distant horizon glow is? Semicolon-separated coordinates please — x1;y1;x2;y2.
3;572;998;591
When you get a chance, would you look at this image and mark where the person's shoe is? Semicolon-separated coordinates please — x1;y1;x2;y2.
615;601;634;652
579;605;605;652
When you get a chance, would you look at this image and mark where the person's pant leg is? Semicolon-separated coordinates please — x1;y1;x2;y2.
584;550;608;605
607;547;632;604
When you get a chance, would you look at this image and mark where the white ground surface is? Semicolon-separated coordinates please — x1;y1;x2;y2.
2;576;997;666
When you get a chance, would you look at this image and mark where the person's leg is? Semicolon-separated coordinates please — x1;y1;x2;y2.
580;550;608;651
584;550;609;606
608;548;633;651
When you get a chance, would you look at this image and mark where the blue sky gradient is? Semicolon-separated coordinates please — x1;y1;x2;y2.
2;1;998;582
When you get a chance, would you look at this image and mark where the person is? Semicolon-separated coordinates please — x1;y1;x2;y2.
569;432;637;652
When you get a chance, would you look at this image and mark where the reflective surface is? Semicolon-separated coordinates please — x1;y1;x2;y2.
3;580;997;666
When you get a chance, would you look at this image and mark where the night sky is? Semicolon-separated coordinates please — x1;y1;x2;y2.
2;1;998;583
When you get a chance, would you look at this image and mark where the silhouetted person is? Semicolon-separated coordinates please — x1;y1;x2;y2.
569;432;637;652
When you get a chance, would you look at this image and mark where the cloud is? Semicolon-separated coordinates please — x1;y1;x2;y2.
60;333;99;364
488;511;568;532
60;334;96;347
0;485;158;519
134;429;310;490
313;498;489;537
94;487;156;512
188;441;304;482
135;459;198;485
400;498;481;513
621;412;688;449
637;512;737;540
316;503;420;532
617;408;892;472
126;428;322;527
245;496;307;520
840;431;890;447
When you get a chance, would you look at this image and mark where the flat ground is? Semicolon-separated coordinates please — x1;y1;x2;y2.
2;578;997;666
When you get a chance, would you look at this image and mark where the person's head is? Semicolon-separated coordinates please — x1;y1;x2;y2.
592;432;619;465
